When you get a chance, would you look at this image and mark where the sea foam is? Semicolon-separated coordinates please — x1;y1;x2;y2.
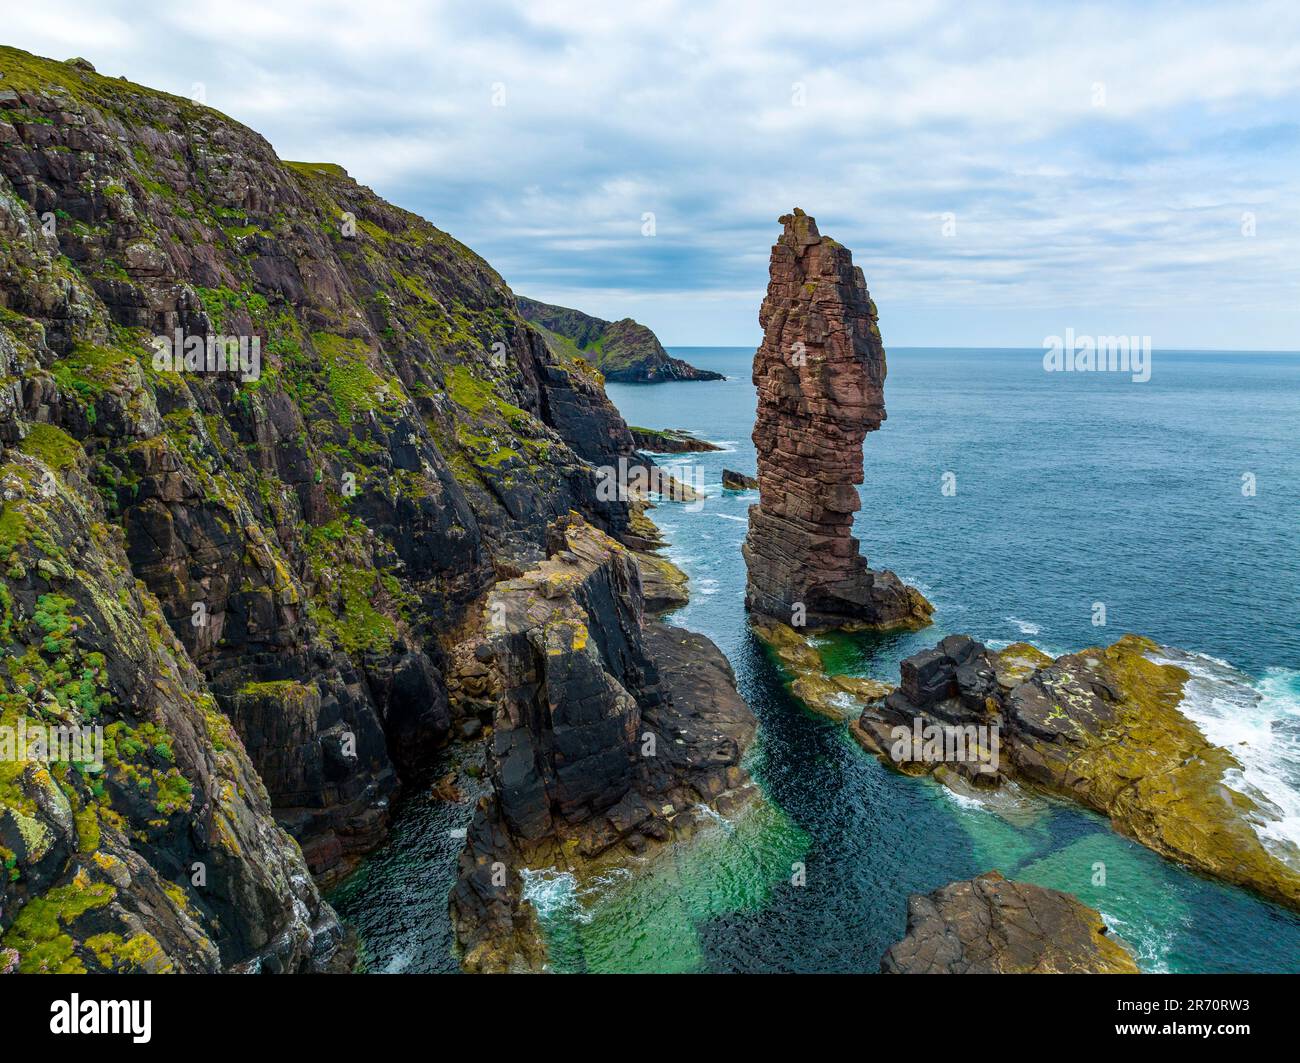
1156;650;1300;864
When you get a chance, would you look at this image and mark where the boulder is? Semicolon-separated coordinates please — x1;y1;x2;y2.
881;871;1139;974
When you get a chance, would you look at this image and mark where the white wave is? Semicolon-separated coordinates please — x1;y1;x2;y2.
941;787;989;812
519;867;579;920
897;575;932;597
1005;616;1041;636
715;513;747;523
693;803;735;832
1102;912;1173;974
697;578;720;596
380;948;415;974
518;866;633;925
1153;650;1300;864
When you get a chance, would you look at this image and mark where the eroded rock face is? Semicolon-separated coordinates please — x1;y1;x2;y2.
743;209;931;631
451;515;757;971
0;442;344;973
0;46;655;970
881;871;1138;974
851;634;1300;911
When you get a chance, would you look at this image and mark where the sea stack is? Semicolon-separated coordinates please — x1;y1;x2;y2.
743;209;932;631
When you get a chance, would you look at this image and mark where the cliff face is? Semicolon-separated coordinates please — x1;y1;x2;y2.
451;515;757;972
0;47;649;971
742;210;930;631
517;295;723;383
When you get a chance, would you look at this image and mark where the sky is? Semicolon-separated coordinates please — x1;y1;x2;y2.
5;1;1299;348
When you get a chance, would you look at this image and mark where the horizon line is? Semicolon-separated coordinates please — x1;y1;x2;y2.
664;344;1300;355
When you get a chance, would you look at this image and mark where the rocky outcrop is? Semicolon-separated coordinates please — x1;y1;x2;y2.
628;426;721;453
633;549;689;614
0;46;663;971
518;297;723;383
852;633;1300;911
450;515;757;971
881;872;1138;974
721;469;757;491
752;618;891;721
742;210;931;632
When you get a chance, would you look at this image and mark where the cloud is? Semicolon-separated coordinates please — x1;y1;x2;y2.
5;0;1299;346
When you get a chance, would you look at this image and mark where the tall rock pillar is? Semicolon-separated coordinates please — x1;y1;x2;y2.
742;209;932;631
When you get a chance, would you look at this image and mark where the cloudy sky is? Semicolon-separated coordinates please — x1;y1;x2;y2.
7;1;1299;347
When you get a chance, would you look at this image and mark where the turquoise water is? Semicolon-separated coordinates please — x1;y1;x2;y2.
336;346;1300;973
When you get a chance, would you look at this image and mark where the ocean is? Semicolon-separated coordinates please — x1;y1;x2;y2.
333;346;1300;973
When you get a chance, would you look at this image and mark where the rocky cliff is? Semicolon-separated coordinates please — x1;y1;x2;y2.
881;871;1138;974
450;514;757;971
517;295;723;383
0;46;673;972
742;209;931;631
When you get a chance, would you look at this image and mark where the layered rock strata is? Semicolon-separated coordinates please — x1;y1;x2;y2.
0;46;683;971
881;871;1138;974
450;515;757;971
742;210;930;631
851;634;1300;911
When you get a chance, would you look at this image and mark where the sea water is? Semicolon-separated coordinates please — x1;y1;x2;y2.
335;347;1300;973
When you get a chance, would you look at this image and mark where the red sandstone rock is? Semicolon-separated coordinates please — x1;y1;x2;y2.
742;209;932;631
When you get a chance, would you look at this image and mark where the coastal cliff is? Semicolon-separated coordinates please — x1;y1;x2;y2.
0;46;694;972
450;515;757;971
742;210;931;632
518;296;723;383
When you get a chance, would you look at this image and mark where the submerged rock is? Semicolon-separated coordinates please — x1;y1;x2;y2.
853;633;1300;911
881;871;1139;974
742;210;931;632
751;617;891;721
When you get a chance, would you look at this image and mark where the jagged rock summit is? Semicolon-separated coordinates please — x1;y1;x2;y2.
743;209;931;631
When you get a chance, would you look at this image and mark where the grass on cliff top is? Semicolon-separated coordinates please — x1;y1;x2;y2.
283;161;349;180
0;45;230;121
